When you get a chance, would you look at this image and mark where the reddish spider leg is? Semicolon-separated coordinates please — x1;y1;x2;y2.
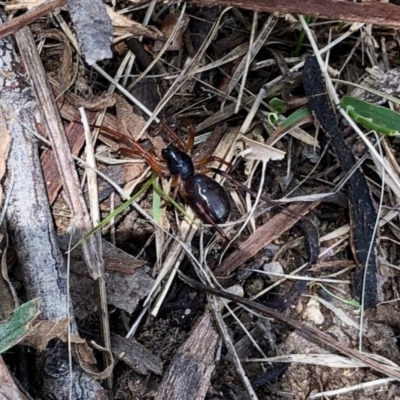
195;156;233;173
160;120;189;151
160;118;199;152
192;202;230;242
95;125;167;176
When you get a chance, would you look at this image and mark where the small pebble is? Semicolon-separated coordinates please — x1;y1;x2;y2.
303;298;324;325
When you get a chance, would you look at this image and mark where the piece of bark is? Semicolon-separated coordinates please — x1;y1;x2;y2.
191;0;400;28
67;0;113;65
0;356;29;400
214;201;321;277
1;22;105;399
234;325;264;359
69;263;154;317
303;56;378;308
111;334;163;376
16;27;104;280
102;240;154;313
154;313;218;400
57;237;154;317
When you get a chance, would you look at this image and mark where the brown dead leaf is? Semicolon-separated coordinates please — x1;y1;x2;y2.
74;340;97;365
153;13;190;52
74;340;114;380
66;91;116;111
22;318;84;351
115;94;146;140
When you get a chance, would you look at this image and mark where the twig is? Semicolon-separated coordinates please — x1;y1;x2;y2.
15;26;104;280
80;109;113;390
0;0;65;40
192;0;400;28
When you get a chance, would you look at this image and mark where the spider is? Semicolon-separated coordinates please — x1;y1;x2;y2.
96;120;264;240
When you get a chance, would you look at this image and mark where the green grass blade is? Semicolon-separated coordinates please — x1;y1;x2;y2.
70;177;153;251
281;106;312;128
312;283;361;308
152;182;162;224
333;79;400;106
341;95;400;137
0;299;41;354
293;16;311;56
151;182;199;227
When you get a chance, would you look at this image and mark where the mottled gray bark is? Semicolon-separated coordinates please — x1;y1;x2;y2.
67;0;113;65
154;313;218;400
1;22;105;400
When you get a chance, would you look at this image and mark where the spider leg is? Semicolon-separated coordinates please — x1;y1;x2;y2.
90;124;166;176
92;124;138;148
195;156;233;173
189;201;230;242
160;120;188;152
178;118;196;151
170;175;181;201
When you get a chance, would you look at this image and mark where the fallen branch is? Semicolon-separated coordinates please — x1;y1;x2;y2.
190;0;400;28
2;20;104;399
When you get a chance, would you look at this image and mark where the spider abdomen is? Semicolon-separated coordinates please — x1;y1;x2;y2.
183;174;231;224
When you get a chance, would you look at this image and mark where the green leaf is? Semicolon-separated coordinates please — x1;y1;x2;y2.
341;96;400;137
0;299;41;354
269;97;285;114
152;182;162;224
267;112;279;125
281;106;312;128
